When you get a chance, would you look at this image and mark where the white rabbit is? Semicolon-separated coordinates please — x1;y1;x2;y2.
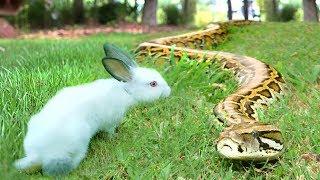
14;44;171;176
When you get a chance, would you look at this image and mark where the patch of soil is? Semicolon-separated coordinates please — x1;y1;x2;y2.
301;153;320;163
0;18;18;38
19;23;183;39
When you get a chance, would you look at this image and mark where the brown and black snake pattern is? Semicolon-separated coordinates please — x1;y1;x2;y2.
135;21;286;161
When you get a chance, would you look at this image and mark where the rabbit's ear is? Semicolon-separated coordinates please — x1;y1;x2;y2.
102;43;138;82
102;57;132;82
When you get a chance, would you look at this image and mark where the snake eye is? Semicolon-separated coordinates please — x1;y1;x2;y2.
252;131;259;138
149;81;157;87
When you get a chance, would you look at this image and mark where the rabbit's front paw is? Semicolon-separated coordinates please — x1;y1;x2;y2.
108;131;118;139
104;126;119;139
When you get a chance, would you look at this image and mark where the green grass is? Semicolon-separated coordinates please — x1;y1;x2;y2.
1;22;320;179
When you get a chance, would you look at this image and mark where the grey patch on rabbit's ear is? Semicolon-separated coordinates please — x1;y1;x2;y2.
102;57;132;82
102;43;138;82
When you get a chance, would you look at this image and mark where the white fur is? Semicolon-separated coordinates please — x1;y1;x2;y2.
14;67;171;176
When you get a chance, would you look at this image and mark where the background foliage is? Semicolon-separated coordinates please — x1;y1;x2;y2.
3;0;320;30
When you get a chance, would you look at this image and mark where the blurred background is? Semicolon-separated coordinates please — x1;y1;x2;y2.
0;0;319;38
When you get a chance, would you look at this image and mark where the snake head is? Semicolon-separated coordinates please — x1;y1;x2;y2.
216;123;284;161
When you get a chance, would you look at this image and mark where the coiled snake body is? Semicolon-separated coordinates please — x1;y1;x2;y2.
135;21;286;161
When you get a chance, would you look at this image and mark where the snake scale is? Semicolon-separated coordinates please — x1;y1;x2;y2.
135;21;286;161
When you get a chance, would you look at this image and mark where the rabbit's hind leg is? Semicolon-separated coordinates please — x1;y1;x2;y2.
71;147;88;169
14;155;42;174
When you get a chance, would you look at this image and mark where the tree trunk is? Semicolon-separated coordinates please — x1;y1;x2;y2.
142;0;157;26
227;0;232;20
264;0;279;21
303;0;319;22
73;0;85;24
0;0;24;15
182;0;196;25
243;0;249;20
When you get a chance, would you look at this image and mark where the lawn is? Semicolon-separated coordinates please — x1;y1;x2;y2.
0;23;319;179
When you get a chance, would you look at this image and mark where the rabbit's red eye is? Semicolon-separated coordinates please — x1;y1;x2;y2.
149;81;157;87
